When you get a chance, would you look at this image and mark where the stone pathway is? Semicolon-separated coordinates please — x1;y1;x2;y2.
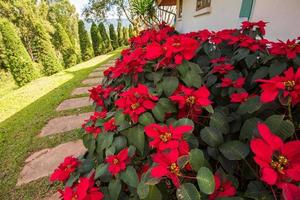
16;58;116;198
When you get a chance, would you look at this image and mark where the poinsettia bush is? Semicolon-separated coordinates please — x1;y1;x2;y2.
50;21;300;200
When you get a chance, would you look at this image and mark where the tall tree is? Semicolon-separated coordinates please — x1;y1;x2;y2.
122;26;129;45
128;24;134;38
98;22;112;53
0;18;38;86
109;24;119;49
117;21;124;46
90;22;103;56
78;20;94;61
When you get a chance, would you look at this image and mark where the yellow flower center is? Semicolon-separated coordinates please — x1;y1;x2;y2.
113;158;119;165
287;44;297;49
160;132;172;142
131;103;140;110
284;80;295;91
186;96;196;105
169;163;180;175
72;195;78;200
270;155;289;174
172;42;181;47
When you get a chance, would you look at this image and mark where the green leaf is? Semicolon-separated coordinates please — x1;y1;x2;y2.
269;61;287;77
78;158;94;174
265;115;295;140
233;48;250;62
137;182;150;199
152;104;165;122
163;76;179;96
209;112;229;134
240;118;262;140
115;111;126;125
245;54;257;68
112;136;127;152
244;181;273;200
197;167;215;195
189;149;205;171
219;141;250;160
237;96;262;115
251;67;269;82
200;127;224;147
143;186;162;200
109;179;122;200
173;118;194;131
97;132;114;150
126;125;145;154
120;166;139;188
176;183;201;200
65;173;80;187
83;134;96;153
128;145;136;157
203;105;214;113
158;98;176;112
95;163;109;179
177;155;189;168
139;112;155;126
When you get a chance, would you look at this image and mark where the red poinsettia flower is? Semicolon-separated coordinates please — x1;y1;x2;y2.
144;123;193;154
50;156;80;182
279;183;300;200
241;20;267;35
115;84;158;123
106;148;129;176
230;92;249;103
82;111;107;137
250;123;300;186
103;118;117;132
151;150;181;188
209;174;236;200
145;42;164;60
270;39;300;59
237;35;269;52
257;67;300;105
60;176;104;200
169;84;212;121
221;77;245;88
212;64;235;75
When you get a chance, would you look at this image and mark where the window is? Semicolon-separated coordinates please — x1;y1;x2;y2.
194;0;211;16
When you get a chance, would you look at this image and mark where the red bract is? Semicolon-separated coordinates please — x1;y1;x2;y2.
151;150;181;188
212;64;235;75
257;67;300;105
144;123;192;153
60;176;104;200
241;20;267;35
103;118;117;132
50;156;79;182
209;174;236;200
280;183;300;200
163;35;199;65
106;148;129;176
237;35;269;52
170;84;211;120
270;39;300;59
250;123;300;186
145;42;164;60
221;77;245;88
230;92;249;103
82;111;106;137
115;84;158;123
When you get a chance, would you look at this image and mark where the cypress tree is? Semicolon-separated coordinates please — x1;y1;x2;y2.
90;22;103;56
123;27;129;45
78;20;94;61
32;21;63;75
128;24;134;38
98;22;112;53
53;23;77;68
109;24;119;50
117;21;123;46
0;18;38;86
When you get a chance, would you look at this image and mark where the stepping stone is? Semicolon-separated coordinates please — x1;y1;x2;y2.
82;78;103;85
39;112;93;137
43;193;60;200
94;67;107;72
71;86;95;96
88;71;103;78
56;97;92;111
16;140;86;186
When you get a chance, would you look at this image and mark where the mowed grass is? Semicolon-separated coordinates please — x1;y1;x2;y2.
0;49;122;200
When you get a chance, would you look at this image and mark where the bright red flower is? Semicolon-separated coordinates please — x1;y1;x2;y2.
50;156;79;182
106;148;129;176
270;39;300;59
145;42;164;60
103;118;117;132
115;84;158;123
257;67;300;105
280;183;300;200
237;35;269;52
230;92;249;103
221;77;245;88
212;64;235;75
145;123;193;154
250;123;300;185
209;174;236;200
151;150;181;188
241;20;267;35
82;111;107;137
60;176;104;200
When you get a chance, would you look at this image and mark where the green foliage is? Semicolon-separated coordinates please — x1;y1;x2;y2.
78;20;94;61
122;27;129;45
32;21;63;75
117;21;124;46
98;22;112;53
90;22;103;56
109;24;119;49
0;18;38;86
128;24;134;38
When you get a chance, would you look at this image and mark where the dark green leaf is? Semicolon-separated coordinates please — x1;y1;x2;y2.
245;54;257;68
137;182;150;199
197;167;215;195
177;155;189;168
237;96;262;115
209;112;229;134
269;61;287;77
112;136;127;152
115;111;126;125
219;141;250;160
120;166;139;188
189;149;205;171
265;115;295;140
176;183;201;200
251;67;269;82
143;186;162;200
139;112;155;126
126;125;145;154
163;76;179;96
95;163;109;179
240;118;262;140
200;127;224;147
109;179;122;200
173;118;194;131
83;134;96;153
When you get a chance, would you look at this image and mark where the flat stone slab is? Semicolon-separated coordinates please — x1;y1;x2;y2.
39;112;93;137
82;78;103;85
17;140;86;186
94;67;107;72
43;193;60;200
56;97;92;111
88;71;103;78
71;86;95;96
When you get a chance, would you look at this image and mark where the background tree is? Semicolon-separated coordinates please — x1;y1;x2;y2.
98;22;112;53
122;26;129;45
78;20;94;61
0;18;38;86
109;24;119;49
128;24;134;38
90;22;103;56
117;21;124;46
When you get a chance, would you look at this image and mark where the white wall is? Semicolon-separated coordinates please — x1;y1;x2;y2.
176;0;300;41
251;0;300;41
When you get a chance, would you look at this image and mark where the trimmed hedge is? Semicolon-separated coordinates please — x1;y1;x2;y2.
109;24;119;49
98;22;112;53
78;20;94;61
91;22;103;56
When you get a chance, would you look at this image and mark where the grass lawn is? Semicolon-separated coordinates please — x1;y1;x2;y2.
0;49;122;200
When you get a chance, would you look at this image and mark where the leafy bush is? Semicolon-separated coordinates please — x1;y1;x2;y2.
117;22;124;46
109;24;119;49
78;20;94;61
91;22;104;56
51;22;300;200
0;18;38;86
98;22;113;53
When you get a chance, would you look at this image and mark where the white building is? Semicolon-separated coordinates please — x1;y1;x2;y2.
156;0;300;41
